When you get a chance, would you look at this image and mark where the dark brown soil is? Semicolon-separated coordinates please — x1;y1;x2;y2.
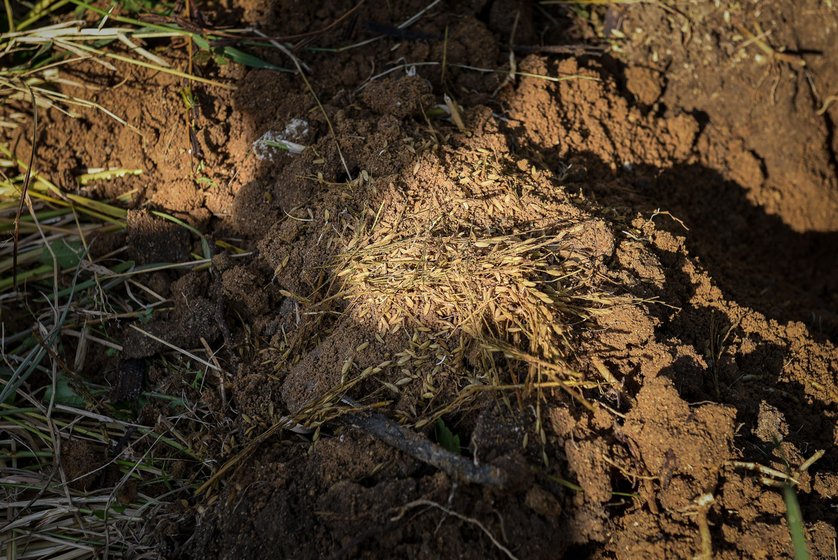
5;1;837;558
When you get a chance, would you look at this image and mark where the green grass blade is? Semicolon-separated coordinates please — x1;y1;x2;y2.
783;483;810;560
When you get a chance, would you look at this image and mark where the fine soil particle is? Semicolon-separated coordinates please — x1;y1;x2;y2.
7;1;836;559
60;438;102;492
126;209;191;265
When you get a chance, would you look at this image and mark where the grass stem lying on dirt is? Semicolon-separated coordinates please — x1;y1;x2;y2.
730;450;824;559
356;60;597;93
0;16;231;130
250;28;351;181
392;499;518;560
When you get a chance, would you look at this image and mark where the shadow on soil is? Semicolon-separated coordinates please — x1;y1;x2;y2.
153;50;838;560
536;149;838;343
555;150;838;527
130;3;837;557
549;154;838;549
181;124;838;558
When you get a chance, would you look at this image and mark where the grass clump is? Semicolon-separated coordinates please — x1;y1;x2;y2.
1;394;211;559
334;194;613;436
0;2;264;557
0;148;223;558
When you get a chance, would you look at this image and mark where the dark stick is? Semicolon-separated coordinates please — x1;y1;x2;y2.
512;44;605;56
345;411;508;488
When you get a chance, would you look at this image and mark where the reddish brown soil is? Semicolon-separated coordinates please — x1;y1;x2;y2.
6;1;837;558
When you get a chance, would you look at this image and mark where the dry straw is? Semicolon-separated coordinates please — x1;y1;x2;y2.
336;204;612;418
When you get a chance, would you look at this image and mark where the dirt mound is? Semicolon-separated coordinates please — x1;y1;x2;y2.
4;1;836;559
183;2;836;555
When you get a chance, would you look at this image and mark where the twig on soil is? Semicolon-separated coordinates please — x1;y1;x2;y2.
195;415;312;495
356;60;597;92
443;94;466;133
249;28;311;74
589;355;631;402
399;0;443;30
797;449;825;474
440;25;449;86
200;336;227;409
815;94;837;116
602;453;657;482
342;398;509;488
688;493;716;559
492;10;520;97
731;460;800;485
207;242;234;362
391;499;519;560
128;324;222;373
734;22;806;68
512;44;605;56
291;2;365;46
304;0;442;54
646;208;689;231
738;449;823;489
198;391;517;497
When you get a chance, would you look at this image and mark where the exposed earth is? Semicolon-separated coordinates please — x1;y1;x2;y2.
3;0;837;558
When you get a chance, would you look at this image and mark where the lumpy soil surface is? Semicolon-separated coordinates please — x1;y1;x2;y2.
4;1;837;558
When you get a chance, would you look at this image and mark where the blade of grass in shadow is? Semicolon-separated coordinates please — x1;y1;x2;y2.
0;245;86;403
